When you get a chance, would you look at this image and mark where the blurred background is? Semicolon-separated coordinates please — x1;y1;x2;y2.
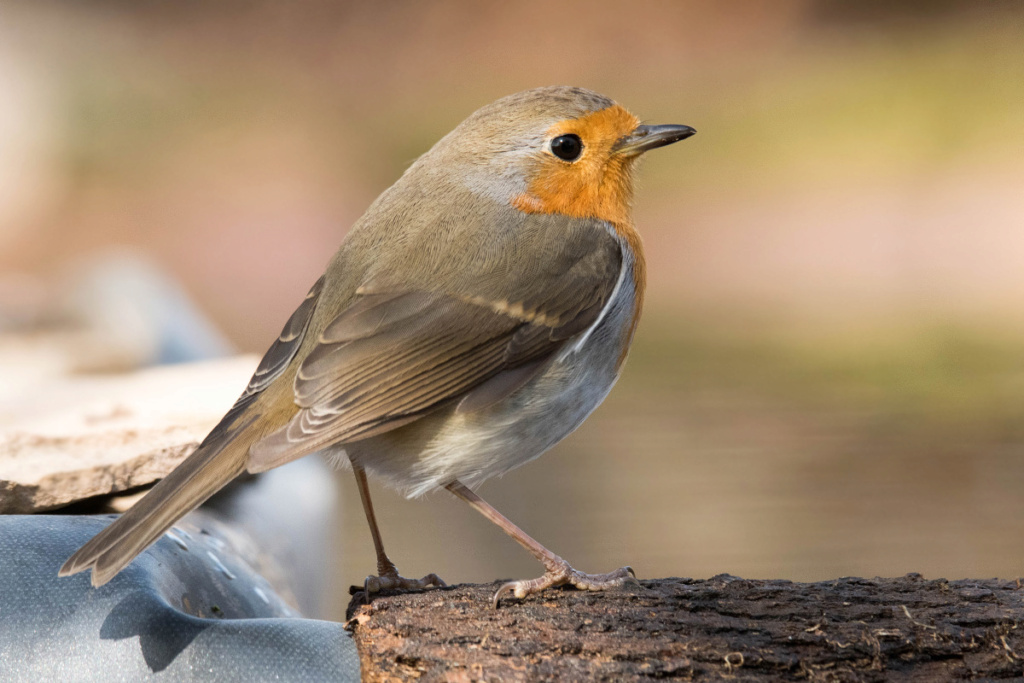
2;0;1024;619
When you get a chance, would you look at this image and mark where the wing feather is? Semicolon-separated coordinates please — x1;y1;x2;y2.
240;275;324;400
246;218;624;474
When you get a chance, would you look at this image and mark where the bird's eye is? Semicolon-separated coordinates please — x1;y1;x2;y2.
550;134;583;161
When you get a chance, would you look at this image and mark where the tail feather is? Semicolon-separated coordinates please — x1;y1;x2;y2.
59;411;258;587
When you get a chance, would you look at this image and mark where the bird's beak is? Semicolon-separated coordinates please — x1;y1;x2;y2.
613;124;696;156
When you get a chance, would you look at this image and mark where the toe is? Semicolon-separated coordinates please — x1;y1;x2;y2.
363;571;446;595
490;564;636;607
568;565;637;591
364;574;384;593
419;573;446;588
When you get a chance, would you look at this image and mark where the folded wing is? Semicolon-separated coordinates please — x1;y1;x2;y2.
247;221;622;473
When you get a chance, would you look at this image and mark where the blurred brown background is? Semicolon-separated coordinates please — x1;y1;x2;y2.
2;0;1024;619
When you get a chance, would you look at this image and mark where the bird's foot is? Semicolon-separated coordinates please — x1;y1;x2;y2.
363;569;446;595
492;561;636;608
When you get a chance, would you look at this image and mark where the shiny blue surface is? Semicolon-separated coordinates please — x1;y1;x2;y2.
0;460;358;682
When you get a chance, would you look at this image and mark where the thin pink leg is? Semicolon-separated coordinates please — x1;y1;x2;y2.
445;480;635;607
353;464;445;594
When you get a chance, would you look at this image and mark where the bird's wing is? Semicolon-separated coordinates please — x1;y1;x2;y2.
246;221;623;472
240;275;325;400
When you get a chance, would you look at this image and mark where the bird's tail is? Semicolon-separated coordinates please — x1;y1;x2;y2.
59;403;260;587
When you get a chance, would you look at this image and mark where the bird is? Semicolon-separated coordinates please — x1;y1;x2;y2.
59;86;695;606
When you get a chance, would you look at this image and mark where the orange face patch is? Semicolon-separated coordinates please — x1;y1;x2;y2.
511;105;641;227
511;104;648;369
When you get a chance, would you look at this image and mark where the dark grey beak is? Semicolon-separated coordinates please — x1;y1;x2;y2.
613;124;696;156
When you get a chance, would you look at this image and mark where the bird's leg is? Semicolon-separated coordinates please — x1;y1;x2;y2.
445;479;635;608
353;464;445;594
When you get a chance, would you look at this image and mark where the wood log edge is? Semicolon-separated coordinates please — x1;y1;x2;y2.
345;574;1024;682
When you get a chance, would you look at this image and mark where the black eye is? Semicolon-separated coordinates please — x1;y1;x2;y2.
550;134;583;161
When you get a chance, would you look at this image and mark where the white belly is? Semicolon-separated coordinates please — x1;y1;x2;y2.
342;261;639;498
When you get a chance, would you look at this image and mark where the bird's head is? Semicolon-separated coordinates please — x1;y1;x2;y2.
423;86;695;226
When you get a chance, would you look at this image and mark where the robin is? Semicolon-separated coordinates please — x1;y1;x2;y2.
60;86;695;606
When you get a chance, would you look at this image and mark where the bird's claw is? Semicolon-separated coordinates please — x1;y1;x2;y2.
492;564;636;608
364;571;446;595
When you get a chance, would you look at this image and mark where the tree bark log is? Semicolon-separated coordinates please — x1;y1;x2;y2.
346;574;1024;682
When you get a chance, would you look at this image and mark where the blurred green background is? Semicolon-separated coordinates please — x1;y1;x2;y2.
2;0;1024;618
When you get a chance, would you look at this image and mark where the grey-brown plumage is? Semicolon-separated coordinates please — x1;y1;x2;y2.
60;86;695;600
248;210;621;472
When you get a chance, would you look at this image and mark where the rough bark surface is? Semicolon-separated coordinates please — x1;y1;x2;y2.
346;574;1024;682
